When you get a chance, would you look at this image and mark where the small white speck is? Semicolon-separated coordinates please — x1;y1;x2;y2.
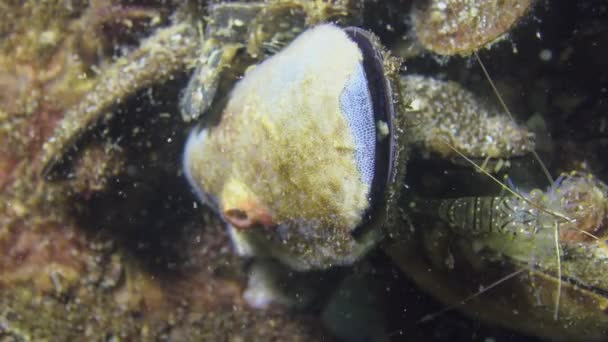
410;98;423;111
539;49;553;62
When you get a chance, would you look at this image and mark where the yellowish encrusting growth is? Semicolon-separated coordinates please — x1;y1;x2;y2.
184;24;380;270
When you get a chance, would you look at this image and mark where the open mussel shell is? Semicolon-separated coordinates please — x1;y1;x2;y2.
183;24;398;270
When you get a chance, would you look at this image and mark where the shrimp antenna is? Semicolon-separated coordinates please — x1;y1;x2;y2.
474;52;554;185
442;142;571;222
473;52;567;320
418;268;527;324
442;142;568;320
553;221;562;319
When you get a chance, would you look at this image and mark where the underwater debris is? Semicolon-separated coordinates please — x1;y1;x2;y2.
69;142;126;195
411;0;534;56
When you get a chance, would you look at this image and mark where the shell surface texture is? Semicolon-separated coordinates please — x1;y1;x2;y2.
183;24;396;271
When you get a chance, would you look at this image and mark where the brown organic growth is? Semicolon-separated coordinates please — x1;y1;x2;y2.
0;1;333;340
2;0;608;340
41;23;199;176
411;0;534;56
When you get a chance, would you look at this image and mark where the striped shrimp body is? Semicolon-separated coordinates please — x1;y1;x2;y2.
431;173;607;240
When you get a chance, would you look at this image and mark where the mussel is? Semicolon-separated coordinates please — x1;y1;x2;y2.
183;24;400;271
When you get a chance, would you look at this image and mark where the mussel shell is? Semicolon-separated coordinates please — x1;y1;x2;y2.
183;24;400;270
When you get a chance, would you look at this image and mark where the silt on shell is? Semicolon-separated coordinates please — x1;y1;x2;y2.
183;24;396;271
